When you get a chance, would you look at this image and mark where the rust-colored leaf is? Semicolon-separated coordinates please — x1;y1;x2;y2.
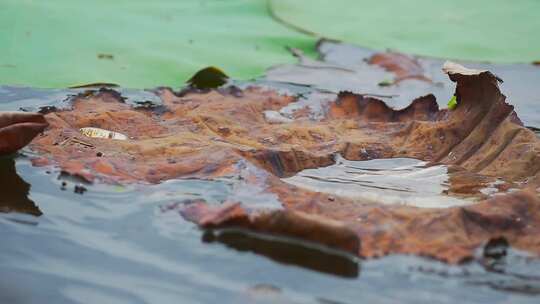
368;52;431;83
0;112;48;155
29;62;540;263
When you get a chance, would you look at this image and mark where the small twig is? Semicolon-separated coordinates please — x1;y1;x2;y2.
70;138;95;148
58;137;71;147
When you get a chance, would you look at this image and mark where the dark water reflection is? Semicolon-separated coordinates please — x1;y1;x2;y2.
0;156;41;216
203;230;360;278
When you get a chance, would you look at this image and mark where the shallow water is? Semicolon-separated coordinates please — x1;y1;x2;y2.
283;156;473;208
2;87;540;303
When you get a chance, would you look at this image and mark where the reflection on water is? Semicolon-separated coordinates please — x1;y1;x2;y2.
0;85;162;113
203;229;359;278
0;156;41;216
283;155;473;208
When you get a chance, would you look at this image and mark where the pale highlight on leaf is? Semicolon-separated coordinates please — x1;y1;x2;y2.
80;127;128;141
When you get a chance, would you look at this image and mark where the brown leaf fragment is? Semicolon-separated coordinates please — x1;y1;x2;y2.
181;188;540;264
368;52;431;83
0;112;48;155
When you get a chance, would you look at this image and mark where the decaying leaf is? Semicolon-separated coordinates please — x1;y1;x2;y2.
0;112;48;155
29;62;540;263
0;0;318;88
368;52;430;83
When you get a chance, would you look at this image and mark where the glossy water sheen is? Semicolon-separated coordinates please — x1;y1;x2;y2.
2;88;540;303
283;156;472;208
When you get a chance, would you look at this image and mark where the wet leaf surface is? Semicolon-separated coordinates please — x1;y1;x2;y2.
27;62;540;263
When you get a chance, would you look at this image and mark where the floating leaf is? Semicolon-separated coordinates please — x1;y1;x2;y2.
270;0;540;63
29;63;540;263
0;0;316;88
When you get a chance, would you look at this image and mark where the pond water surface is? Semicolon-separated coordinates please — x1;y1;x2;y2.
1;86;540;303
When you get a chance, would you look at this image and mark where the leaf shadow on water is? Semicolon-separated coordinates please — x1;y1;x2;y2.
202;229;360;278
0;156;41;216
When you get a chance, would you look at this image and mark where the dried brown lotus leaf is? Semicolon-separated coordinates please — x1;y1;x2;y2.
29;63;540;263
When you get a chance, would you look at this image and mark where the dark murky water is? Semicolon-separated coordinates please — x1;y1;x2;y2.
1;86;540;303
